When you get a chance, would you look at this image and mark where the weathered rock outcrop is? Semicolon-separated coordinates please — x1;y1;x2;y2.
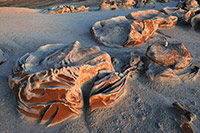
9;41;129;126
176;0;199;10
45;5;89;14
91;10;177;47
100;0;136;10
162;5;200;30
129;41;199;81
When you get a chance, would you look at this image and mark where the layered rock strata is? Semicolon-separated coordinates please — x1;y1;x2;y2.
9;41;129;126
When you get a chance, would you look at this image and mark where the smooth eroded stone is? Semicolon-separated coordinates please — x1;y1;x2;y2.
126;9;161;20
10;41;129;126
91;16;132;47
191;14;200;31
146;42;191;69
161;7;187;18
145;42;199;81
91;10;177;47
180;123;194;133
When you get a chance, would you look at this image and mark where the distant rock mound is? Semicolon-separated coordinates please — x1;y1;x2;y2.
46;4;89;14
100;0;136;10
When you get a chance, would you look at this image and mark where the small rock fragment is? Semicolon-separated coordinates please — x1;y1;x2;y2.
172;102;197;122
180;123;193;133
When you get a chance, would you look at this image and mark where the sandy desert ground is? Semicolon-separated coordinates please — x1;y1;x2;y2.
0;1;200;133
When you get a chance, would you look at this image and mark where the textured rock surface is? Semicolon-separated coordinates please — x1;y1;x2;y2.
90;69;130;111
146;42;192;68
163;6;200;30
9;41;128;127
100;0;136;10
47;5;89;14
125;16;177;47
176;0;199;10
144;42;199;81
91;10;177;47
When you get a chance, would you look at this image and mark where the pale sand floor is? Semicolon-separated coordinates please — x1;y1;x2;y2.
0;1;200;132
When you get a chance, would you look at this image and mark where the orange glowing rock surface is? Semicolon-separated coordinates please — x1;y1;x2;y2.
9;41;129;126
162;6;200;30
145;42;199;81
48;5;89;14
91;10;177;47
146;42;191;68
90;69;129;111
125;16;177;47
100;0;136;10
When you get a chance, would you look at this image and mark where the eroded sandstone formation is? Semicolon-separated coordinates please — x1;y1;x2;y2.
45;4;89;14
162;1;200;30
9;41;129;127
91;9;178;47
90;68;130;111
177;0;199;10
100;0;136;10
130;41;199;81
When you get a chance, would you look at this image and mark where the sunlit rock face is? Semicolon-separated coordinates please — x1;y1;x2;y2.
46;5;89;14
144;42;199;81
146;42;191;69
176;0;199;10
90;68;130;111
91;9;177;47
162;6;200;31
9;41;128;127
100;0;136;10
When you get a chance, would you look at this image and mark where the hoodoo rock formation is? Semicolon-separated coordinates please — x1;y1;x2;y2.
91;9;178;47
9;41;129;126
